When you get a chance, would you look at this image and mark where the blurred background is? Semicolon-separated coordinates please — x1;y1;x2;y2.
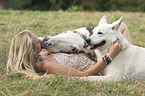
0;0;145;12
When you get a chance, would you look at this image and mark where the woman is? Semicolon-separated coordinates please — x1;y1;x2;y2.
6;22;131;79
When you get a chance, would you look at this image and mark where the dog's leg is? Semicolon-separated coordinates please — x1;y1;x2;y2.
78;74;121;82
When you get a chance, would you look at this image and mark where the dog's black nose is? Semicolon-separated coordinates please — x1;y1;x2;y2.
86;38;91;44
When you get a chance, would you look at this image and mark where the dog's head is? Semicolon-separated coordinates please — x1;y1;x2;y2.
86;16;123;50
39;31;86;53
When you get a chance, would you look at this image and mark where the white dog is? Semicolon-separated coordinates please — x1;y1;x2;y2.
39;27;97;61
79;16;145;82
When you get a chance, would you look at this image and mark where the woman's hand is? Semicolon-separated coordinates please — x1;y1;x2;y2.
108;40;122;59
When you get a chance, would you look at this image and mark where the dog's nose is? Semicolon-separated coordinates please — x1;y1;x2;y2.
86;38;91;44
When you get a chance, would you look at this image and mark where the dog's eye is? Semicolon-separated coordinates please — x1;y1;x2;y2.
98;32;103;34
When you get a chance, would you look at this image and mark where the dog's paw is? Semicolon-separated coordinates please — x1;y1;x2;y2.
85;51;98;62
41;36;53;49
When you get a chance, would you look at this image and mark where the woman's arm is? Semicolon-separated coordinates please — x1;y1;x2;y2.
41;41;121;77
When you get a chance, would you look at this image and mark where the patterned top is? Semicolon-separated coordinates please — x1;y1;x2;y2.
34;53;103;76
52;53;96;71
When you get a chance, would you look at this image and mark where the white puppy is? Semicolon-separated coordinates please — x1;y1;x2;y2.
79;16;145;82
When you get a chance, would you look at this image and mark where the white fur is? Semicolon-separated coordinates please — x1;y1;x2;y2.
39;27;93;52
47;30;89;52
79;16;145;82
39;27;97;61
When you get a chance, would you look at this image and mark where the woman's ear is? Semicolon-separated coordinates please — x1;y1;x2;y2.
112;16;123;31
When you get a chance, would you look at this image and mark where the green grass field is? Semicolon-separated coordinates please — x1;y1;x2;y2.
0;10;145;95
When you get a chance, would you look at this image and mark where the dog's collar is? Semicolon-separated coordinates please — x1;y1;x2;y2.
71;30;87;40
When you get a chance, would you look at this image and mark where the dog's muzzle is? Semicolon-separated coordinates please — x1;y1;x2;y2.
87;40;106;50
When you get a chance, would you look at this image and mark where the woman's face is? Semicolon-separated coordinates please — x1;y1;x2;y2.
31;33;42;54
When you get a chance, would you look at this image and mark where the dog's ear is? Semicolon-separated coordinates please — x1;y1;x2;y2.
98;15;107;26
112;16;123;31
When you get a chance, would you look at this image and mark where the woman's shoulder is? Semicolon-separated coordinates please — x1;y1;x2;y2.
35;53;59;73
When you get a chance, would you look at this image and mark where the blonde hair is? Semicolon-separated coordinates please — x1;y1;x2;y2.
7;30;45;79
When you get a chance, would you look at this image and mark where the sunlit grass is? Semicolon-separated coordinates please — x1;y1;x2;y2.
0;10;145;95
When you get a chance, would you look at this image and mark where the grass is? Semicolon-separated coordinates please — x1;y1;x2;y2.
0;10;145;95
